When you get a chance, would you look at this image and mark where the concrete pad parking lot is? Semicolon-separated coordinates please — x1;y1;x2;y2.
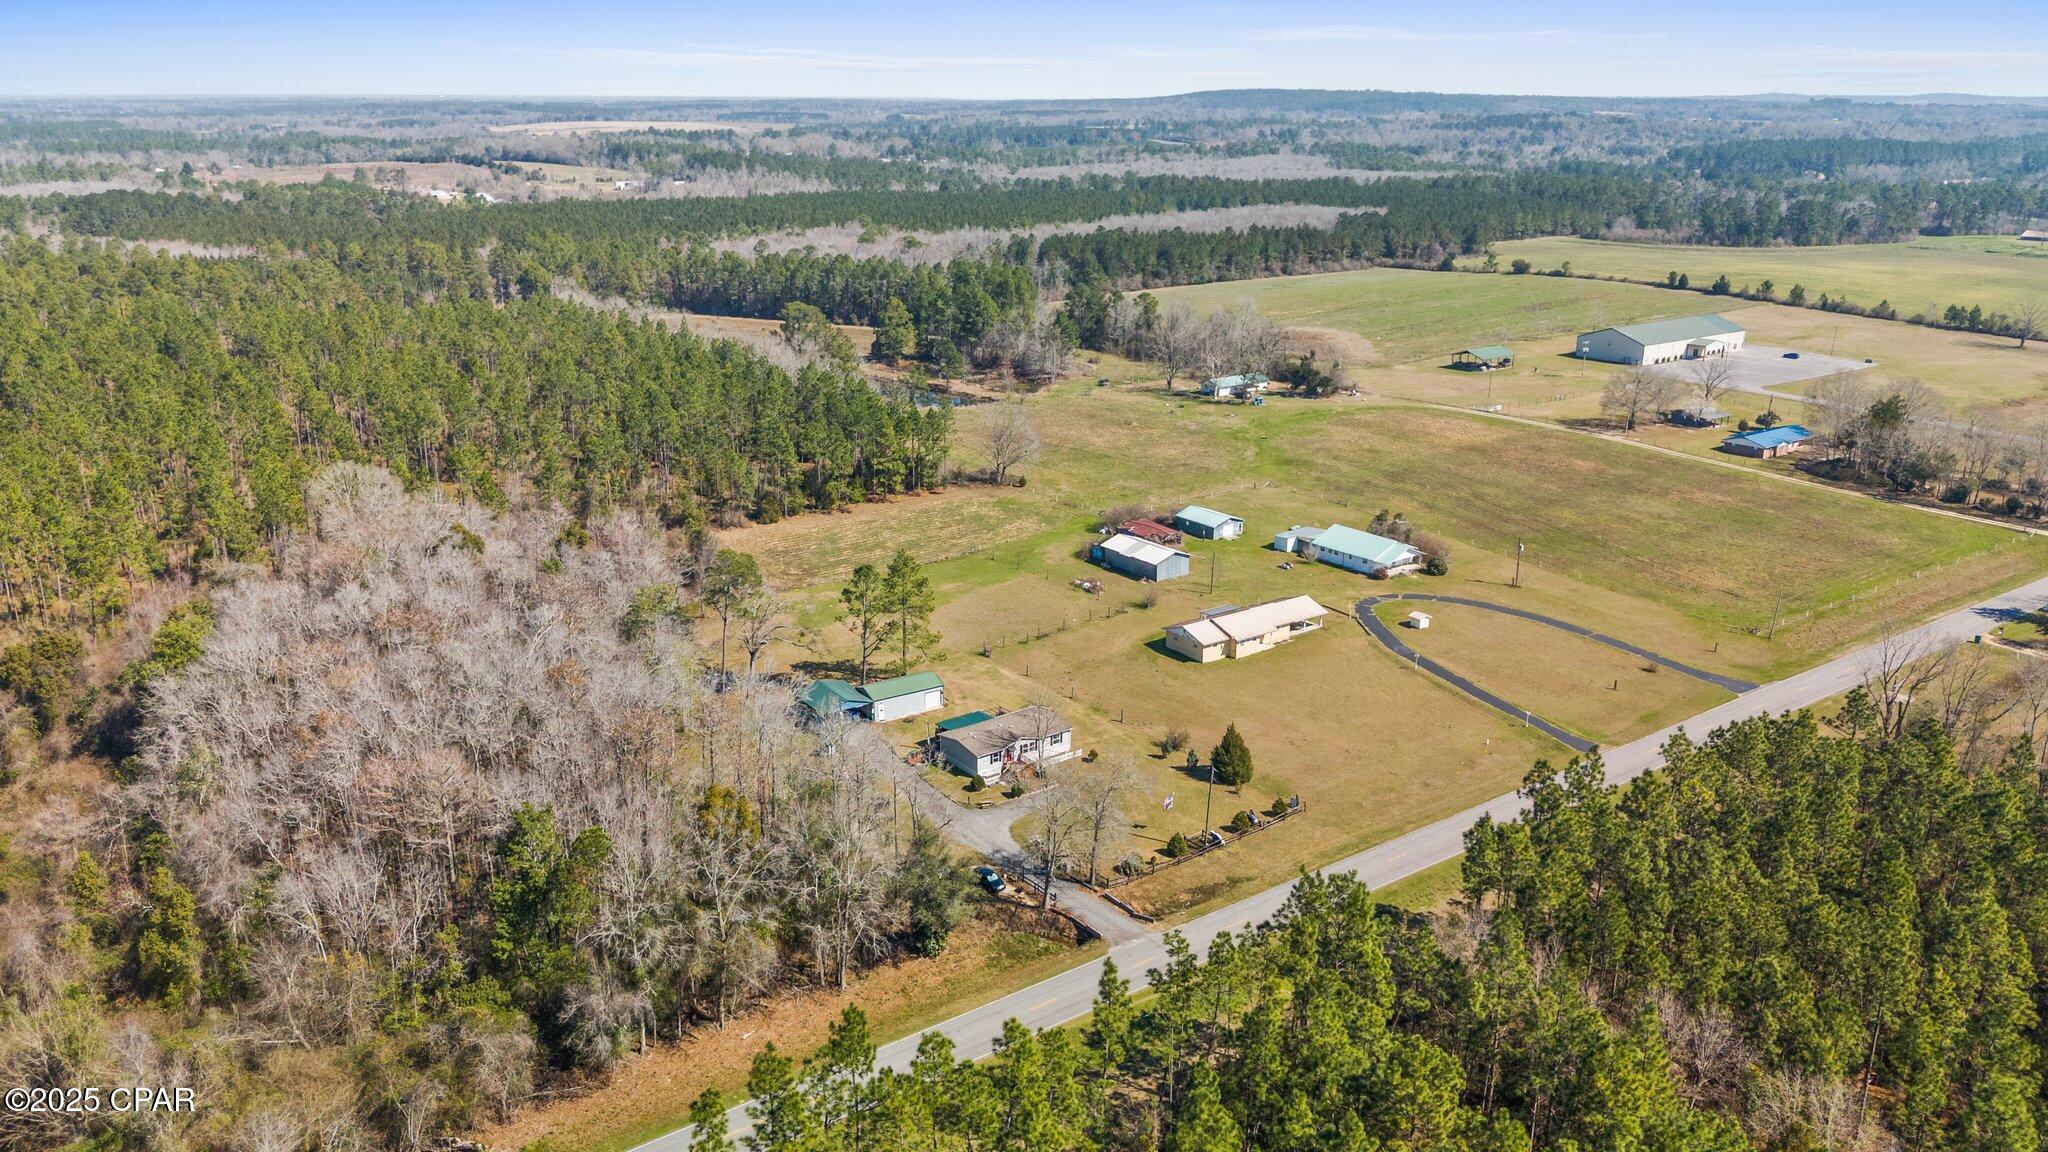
1644;344;1875;398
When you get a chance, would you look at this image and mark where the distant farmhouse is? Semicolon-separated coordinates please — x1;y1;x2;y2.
1575;315;1746;366
1164;595;1328;662
1173;505;1246;540
933;706;1074;782
1273;524;1423;576
1720;424;1814;458
1200;373;1269;399
2020;228;2048;242
1091;532;1191;581
804;671;945;722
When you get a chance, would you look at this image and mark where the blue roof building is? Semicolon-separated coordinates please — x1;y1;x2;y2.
1720;424;1814;458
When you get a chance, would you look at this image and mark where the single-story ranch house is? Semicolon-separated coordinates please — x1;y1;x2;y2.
1575;315;1746;366
1164;595;1328;662
1200;373;1269;399
1091;532;1191;581
934;705;1074;782
1274;523;1422;576
1720;424;1814;458
1174;505;1245;540
804;671;946;722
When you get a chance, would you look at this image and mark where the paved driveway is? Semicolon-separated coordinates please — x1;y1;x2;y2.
1644;344;1874;399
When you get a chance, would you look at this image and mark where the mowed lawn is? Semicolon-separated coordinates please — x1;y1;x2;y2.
1371;600;1734;745
729;378;2046;916
733;383;2047;680
1479;235;2048;320
1148;267;1728;362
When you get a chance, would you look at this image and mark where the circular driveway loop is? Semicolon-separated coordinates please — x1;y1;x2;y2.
1355;593;1758;753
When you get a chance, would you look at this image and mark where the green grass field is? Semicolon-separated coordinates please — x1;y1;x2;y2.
727;369;2046;917
1477;235;2048;320
1148;267;1739;363
1371;600;1734;745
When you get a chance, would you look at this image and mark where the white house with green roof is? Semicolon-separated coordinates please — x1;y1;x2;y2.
1575;314;1745;366
1295;524;1423;576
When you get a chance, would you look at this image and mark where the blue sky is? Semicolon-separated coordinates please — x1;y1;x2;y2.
3;1;2044;100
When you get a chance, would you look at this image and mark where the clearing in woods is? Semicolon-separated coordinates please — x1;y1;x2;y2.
727;376;2047;917
1475;235;2048;319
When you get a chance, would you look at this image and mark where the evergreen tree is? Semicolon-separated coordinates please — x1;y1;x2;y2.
880;547;939;676
1211;723;1254;788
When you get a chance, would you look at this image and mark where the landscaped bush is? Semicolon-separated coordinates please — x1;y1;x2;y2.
1228;810;1256;835
1162;831;1191;858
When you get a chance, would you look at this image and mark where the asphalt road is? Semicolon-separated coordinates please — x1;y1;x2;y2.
633;573;2048;1152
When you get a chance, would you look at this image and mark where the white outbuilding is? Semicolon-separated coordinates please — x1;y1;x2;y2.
1574;314;1746;366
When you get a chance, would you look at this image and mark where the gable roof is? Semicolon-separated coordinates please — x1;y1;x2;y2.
1310;524;1421;567
1202;373;1269;389
804;679;867;712
1099;532;1189;568
1599;314;1745;347
860;671;943;701
1176;505;1242;529
1171;595;1327;646
1167;617;1231;647
1119;518;1182;543
1464;345;1513;360
939;705;1070;758
1723;424;1814;450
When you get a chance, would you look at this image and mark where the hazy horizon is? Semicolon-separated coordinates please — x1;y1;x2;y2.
6;0;2046;101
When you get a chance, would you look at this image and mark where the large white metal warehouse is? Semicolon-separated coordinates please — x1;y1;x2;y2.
1574;314;1746;366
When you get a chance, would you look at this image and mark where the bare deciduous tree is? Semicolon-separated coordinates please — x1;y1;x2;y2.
1027;760;1089;909
980;402;1041;484
1074;756;1137;886
1601;368;1679;431
1690;354;1737;410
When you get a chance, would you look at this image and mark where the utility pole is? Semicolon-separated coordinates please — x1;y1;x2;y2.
1208;550;1217;594
1512;541;1525;588
1768;595;1783;640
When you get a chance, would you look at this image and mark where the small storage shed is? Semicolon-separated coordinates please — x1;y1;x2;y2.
1090;532;1191;581
1174;505;1246;540
1406;611;1432;629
